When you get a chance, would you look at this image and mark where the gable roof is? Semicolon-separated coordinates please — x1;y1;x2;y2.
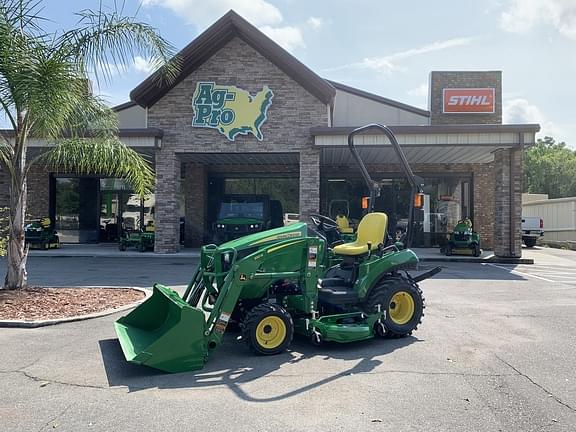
130;10;335;107
327;80;430;117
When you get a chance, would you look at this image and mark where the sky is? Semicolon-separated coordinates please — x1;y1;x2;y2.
36;0;576;146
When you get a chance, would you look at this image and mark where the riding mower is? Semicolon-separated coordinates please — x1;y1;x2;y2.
441;218;481;257
119;221;155;252
115;124;441;373
24;217;60;250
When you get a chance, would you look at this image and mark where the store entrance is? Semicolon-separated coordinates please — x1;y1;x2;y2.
99;190;155;242
51;176;155;243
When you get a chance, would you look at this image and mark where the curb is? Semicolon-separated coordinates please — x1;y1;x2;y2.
28;252;201;259
420;257;534;264
0;286;151;328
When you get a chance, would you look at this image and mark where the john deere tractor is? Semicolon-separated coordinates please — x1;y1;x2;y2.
115;124;441;373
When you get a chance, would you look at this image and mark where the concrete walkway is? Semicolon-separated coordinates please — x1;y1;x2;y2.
28;243;502;262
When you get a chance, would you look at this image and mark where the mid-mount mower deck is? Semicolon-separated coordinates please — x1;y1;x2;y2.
115;124;442;373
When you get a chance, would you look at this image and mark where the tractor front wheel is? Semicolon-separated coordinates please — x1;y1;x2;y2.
363;277;424;338
242;303;294;355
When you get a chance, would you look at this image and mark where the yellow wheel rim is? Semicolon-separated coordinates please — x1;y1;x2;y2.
255;316;287;349
389;291;415;325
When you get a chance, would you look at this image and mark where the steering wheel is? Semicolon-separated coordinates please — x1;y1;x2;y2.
310;214;339;232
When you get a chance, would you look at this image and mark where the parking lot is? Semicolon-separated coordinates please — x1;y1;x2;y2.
1;247;576;431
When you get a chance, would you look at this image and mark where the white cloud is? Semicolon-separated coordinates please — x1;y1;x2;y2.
259;25;305;52
325;37;474;75
501;0;576;39
407;83;429;97
142;0;282;27
307;17;324;30
142;0;305;52
503;98;561;139
133;56;155;74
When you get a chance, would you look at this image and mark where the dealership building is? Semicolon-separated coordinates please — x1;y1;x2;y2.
2;10;540;257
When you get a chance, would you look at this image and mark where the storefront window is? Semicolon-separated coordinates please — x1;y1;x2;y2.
321;174;472;247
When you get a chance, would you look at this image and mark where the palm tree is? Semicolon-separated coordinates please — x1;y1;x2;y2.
0;0;179;289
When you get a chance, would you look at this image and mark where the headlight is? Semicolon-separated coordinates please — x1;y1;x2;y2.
249;224;254;229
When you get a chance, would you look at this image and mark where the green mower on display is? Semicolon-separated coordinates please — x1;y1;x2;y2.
24;217;60;250
441;218;481;257
114;124;441;373
119;222;156;252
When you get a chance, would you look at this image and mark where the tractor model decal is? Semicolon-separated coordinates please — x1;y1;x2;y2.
192;81;274;141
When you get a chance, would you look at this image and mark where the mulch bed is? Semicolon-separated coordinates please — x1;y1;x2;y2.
0;287;145;321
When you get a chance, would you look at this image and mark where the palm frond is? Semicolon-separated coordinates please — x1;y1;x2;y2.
57;6;180;86
38;136;155;196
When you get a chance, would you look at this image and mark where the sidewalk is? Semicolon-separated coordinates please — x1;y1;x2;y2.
28;243;200;258
28;243;531;263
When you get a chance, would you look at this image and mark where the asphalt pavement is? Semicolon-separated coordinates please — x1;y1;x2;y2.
1;247;576;431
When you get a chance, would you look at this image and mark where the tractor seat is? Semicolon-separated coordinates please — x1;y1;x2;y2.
332;212;388;256
335;215;354;234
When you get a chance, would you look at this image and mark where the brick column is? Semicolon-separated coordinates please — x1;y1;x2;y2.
26;165;50;218
183;163;207;247
493;149;522;257
473;163;495;250
154;150;181;253
299;148;320;222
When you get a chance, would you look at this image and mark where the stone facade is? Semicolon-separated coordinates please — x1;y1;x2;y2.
147;36;329;250
493;148;523;257
183;163;207;247
26;165;50;218
154;150;181;252
429;71;502;125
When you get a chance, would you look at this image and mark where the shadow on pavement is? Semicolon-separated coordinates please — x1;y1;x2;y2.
417;263;526;281
99;334;417;400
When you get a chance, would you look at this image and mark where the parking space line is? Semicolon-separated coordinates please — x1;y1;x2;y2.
486;263;555;283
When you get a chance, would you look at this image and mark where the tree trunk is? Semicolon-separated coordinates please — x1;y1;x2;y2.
4;178;28;289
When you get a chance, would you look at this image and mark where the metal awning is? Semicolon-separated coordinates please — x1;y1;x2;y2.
312;124;540;165
178;152;299;166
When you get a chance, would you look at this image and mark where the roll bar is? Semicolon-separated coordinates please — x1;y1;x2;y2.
347;124;424;248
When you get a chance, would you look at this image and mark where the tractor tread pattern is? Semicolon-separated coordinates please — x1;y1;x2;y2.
363;275;425;339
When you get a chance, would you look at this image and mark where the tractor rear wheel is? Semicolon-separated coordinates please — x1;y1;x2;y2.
242;303;294;355
363;277;424;338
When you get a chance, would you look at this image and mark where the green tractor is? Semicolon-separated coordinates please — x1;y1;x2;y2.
115;124;441;373
441;218;482;257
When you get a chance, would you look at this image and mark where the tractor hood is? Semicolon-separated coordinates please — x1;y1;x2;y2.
216;222;308;252
216;217;263;225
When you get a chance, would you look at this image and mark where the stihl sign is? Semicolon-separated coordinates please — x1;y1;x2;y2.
443;88;495;113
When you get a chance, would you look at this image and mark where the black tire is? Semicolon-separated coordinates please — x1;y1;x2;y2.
524;238;537;248
241;303;294;355
119;242;126;251
363;276;425;338
445;244;452;256
138;242;146;252
473;243;481;257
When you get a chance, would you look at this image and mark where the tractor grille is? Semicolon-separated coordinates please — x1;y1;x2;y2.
454;234;469;241
225;225;249;233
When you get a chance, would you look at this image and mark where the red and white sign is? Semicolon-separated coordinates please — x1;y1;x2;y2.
443;88;495;113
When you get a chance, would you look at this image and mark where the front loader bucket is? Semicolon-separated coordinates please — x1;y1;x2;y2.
114;284;208;373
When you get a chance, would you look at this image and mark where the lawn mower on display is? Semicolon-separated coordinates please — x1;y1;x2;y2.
114;124;441;373
441;218;481;257
24;217;60;250
119;222;156;252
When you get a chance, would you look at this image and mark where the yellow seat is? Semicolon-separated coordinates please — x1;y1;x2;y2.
335;215;354;234
332;212;388;256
